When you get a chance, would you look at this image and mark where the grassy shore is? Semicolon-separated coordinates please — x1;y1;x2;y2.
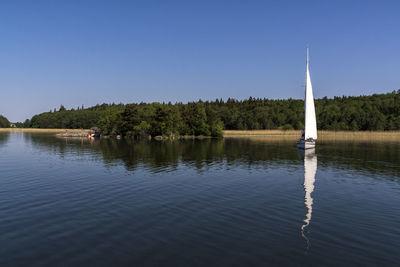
223;130;400;142
0;128;88;133
1;128;400;142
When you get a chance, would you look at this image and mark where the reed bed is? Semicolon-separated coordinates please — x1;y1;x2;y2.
223;130;400;142
0;128;88;133
1;128;400;142
317;130;400;142
223;130;299;137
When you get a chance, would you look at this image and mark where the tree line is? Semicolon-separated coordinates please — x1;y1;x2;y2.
16;90;400;136
0;115;10;128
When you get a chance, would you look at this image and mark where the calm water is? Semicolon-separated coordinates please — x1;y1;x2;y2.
0;132;399;266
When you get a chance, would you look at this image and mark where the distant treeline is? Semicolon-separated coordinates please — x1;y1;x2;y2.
17;90;400;136
0;115;10;128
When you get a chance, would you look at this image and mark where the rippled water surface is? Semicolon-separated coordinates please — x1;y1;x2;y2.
1;132;399;266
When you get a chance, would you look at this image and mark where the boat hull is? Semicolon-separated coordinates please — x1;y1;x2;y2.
297;139;316;149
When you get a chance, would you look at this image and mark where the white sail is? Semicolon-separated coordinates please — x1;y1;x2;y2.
304;48;317;140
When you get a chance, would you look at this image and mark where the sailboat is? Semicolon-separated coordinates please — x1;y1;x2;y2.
297;48;317;149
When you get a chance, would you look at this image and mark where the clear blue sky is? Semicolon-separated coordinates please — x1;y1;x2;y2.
1;0;399;121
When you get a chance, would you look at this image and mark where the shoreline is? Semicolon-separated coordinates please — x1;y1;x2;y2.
1;128;400;142
0;128;89;133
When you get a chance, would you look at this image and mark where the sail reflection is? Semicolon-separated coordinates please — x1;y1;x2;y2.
301;148;317;247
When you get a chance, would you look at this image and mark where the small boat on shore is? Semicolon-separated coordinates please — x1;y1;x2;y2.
297;48;318;149
88;127;101;138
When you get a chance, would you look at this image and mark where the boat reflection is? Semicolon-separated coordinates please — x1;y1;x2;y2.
300;148;317;248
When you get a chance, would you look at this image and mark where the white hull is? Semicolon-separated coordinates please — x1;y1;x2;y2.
297;139;315;149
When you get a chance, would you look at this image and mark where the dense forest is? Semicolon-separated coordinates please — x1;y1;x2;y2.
17;90;400;137
0;115;10;128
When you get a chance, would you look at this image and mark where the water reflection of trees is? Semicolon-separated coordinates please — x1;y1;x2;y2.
26;135;300;172
0;132;10;146
317;142;400;181
25;134;400;178
25;133;104;161
97;138;300;172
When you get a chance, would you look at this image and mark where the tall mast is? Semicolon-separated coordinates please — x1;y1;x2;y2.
306;46;309;67
305;46;309;102
304;45;309;125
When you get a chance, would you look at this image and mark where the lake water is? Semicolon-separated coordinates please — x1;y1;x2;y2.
0;132;399;266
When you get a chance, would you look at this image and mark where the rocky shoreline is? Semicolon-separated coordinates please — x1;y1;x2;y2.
55;131;88;137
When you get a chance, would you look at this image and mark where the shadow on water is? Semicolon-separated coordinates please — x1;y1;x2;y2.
23;133;400;179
